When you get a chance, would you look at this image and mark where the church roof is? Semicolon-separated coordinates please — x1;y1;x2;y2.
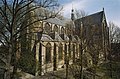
41;34;53;41
49;32;63;41
75;11;105;26
45;17;71;26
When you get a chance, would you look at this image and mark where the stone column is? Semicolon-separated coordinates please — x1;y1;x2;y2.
42;43;46;75
39;43;42;75
51;43;54;71
35;42;40;76
62;43;65;65
56;44;58;70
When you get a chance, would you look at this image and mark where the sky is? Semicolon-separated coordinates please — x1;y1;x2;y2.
58;0;120;27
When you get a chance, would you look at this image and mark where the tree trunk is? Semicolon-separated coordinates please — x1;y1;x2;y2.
11;51;17;79
4;44;14;79
4;49;12;79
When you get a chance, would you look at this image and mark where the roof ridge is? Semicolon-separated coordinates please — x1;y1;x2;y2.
75;10;105;25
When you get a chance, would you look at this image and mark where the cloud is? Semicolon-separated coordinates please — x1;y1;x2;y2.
62;0;87;18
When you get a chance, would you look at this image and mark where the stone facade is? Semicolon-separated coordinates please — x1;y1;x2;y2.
32;19;80;75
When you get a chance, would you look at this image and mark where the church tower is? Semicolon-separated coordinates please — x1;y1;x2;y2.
71;8;75;21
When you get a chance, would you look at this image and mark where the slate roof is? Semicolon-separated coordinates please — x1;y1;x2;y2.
49;32;63;41
75;11;104;27
41;34;53;41
45;17;71;26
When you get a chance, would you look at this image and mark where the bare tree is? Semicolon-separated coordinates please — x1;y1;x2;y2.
109;22;120;43
0;0;61;79
69;10;108;79
107;22;120;78
68;10;91;79
75;9;88;19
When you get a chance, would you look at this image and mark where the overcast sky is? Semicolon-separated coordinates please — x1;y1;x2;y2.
59;0;120;27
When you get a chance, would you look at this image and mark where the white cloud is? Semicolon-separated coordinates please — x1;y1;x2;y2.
62;0;87;18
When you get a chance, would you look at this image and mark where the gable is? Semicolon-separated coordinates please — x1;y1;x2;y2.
75;11;106;27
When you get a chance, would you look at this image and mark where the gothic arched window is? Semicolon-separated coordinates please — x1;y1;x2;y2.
61;27;64;34
45;43;51;63
58;43;63;60
44;23;51;33
54;25;58;32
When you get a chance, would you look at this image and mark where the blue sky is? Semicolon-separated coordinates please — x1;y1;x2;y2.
58;0;120;27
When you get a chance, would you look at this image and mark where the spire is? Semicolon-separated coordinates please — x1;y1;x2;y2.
103;7;104;11
71;1;75;21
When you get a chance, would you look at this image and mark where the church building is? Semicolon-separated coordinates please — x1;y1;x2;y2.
19;7;109;76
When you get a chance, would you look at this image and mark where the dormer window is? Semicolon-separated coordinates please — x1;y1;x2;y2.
54;25;58;33
44;23;51;33
61;27;64;34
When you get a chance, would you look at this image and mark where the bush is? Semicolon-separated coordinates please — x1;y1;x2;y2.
18;50;36;75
